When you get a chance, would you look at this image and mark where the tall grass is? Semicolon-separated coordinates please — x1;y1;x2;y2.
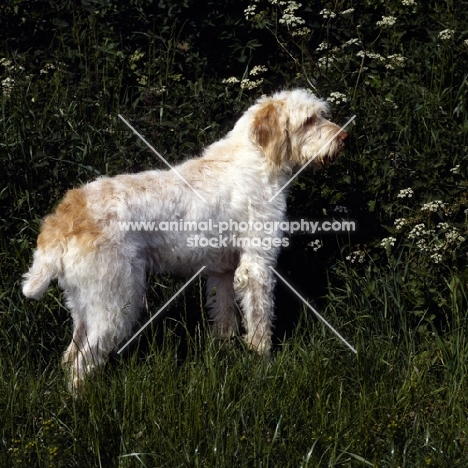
3;296;468;467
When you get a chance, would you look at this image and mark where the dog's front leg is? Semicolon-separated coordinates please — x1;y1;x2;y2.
234;254;276;354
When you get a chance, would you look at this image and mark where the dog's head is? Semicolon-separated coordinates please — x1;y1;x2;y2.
250;89;348;170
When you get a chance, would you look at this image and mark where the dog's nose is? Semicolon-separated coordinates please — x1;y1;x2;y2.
338;130;348;141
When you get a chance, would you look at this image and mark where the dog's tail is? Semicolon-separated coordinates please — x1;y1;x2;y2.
22;240;63;300
23;187;98;300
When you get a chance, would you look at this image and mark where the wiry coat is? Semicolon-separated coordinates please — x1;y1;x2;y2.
23;89;347;390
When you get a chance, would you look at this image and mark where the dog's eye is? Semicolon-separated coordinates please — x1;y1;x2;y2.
321;111;331;119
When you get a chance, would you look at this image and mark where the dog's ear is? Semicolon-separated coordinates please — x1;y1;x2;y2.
251;101;290;168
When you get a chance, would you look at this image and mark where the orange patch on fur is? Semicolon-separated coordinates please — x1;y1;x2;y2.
251;101;289;167
37;188;101;251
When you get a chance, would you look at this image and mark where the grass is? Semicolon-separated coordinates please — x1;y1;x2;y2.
2;281;468;467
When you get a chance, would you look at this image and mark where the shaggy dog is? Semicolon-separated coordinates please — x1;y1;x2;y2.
23;89;348;389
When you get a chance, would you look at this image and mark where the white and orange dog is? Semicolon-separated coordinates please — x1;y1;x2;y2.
23;89;347;389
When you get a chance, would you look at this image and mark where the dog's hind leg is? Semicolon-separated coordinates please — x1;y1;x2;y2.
234;255;276;354
61;253;146;391
206;271;238;339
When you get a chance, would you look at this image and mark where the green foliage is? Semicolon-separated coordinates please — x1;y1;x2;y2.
1;0;468;466
3;320;468;467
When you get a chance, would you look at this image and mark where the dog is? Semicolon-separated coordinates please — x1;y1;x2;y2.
22;89;347;390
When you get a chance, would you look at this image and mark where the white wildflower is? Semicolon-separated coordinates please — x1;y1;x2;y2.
430;252;443;264
240;78;264;90
0;58;12;68
394;218;407;230
137;75;148;86
250;65;268;76
437;222;450;230
380;237;397;248
341;8;355;15
358;52;405;69
397;188;414;199
416;238;428;251
376;16;397;28
1;77;14;97
222;76;240;85
386;54;406;69
346;250;366;264
129;49;145;70
292;27;311;37
308;239;323;251
316;42;328;51
327;92;347;105
40;63;56;75
317;56;334;68
357;51;386;62
439;29;455;41
244;4;257;20
402;0;416;5
445;229;465;245
279;1;305;27
367;52;385;60
420;200;447;212
150;85;167;95
450;164;460;174
343;38;360;48
320;9;336;19
408;223;427;239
